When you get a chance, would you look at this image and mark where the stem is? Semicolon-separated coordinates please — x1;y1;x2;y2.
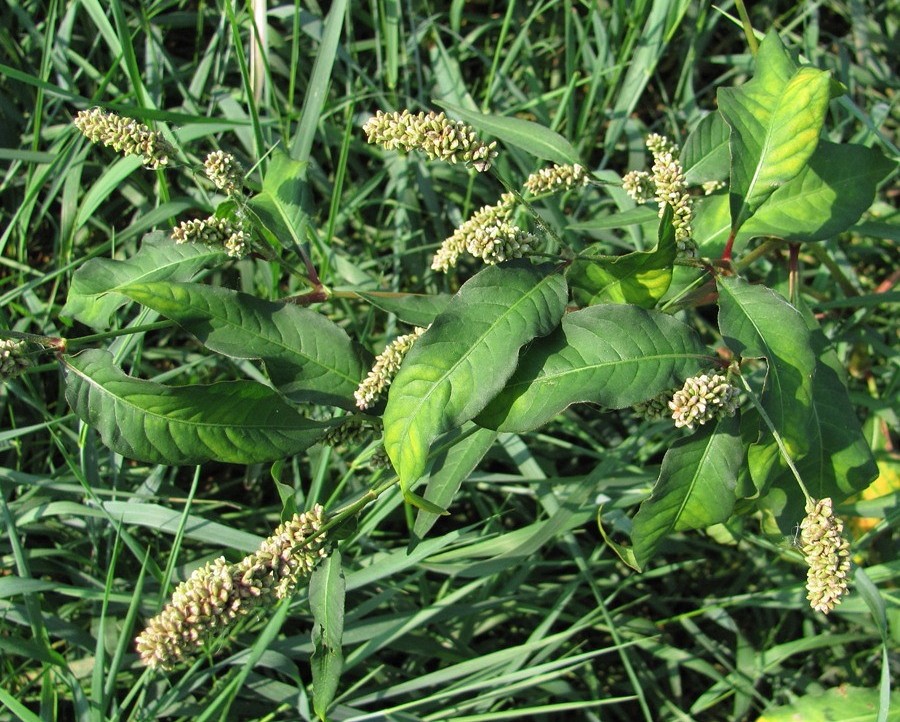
733;0;759;56
737;373;812;502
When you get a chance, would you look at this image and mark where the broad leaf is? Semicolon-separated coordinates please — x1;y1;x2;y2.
383;262;567;498
63;350;333;465
437;101;580;166
310;551;345;721
681;111;731;186
477;304;707;432
248;151;308;249
121;281;369;409
718;32;831;230
727;141;896;244
568;206;676;308
567;206;658;233
413;424;498;539
632;414;743;569
356;291;452;327
61;232;224;329
717;276;815;460
757;686;900;722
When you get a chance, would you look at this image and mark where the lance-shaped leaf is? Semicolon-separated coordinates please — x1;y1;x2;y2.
248;151;308;249
631;414;743;569
61;232;225;330
568;206;676;308
63;350;333;465
310;551;345;720
355;291;452;328
120;281;369;409
724;141;896;244
681;111;731;186
383;263;567;498
437;101;580;166
477;304;707;432
717;276;814;459
718;32;832;230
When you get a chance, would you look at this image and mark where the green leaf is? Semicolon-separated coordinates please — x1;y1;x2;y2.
727;141;897;245
121;281;368;409
718;32;831;230
632;414;743;569
412;424;498;540
310;551;345;721
248;151;308;249
383;262;568;498
355;291;452;327
567;206;659;233
60;232;225;329
681;111;731;186
477;304;707;432
437;101;580;166
757;685;900;722
568;206;676;308
63;350;333;465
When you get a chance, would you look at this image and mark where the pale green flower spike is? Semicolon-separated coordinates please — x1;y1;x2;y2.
432;193;534;272
668;371;739;430
204;150;245;195
363;110;498;171
355;327;427;409
136;505;328;670
523;163;588;195
800;497;851;614
74;108;174;169
171;215;249;259
0;339;30;380
622;170;655;204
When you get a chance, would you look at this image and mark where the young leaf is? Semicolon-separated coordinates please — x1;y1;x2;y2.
382;262;567;498
477;304;707;432
437;101;580;166
60;232;224;330
120;281;369;409
717;276;815;461
247;151;308;248
568;205;676;308
310;551;345;721
681;111;731;186
718;32;831;230
632;414;743;569
63;349;333;465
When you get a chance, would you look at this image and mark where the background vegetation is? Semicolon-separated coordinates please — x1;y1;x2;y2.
1;0;897;720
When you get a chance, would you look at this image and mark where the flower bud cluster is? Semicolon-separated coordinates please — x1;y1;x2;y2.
136;505;328;670
322;417;372;448
204;151;244;195
631;391;672;421
355;327;427;409
171;215;249;259
432;193;535;272
622;133;696;255
800;497;851;614
523;164;588;195
74;108;174;169
668;371;739;430
0;339;30;380
363;110;498;172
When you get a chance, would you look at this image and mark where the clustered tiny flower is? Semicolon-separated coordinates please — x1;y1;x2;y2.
0;339;30;380
171;215;249;259
74;108;174;169
622;133;696;256
523;164;588;195
669;371;739;430
631;391;673;421
355;327;427;410
204;151;244;195
363;110;498;172
321;417;372;448
136;505;328;670
432;193;535;272
702;180;726;195
800;497;851;614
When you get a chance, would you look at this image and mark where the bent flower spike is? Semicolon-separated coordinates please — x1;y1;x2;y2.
74;108;174;169
355;327;427;409
800;497;851;614
172;215;249;259
136;505;328;670
668;371;739;430
363;110;498;172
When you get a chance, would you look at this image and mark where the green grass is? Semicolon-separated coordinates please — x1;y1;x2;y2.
1;1;898;720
